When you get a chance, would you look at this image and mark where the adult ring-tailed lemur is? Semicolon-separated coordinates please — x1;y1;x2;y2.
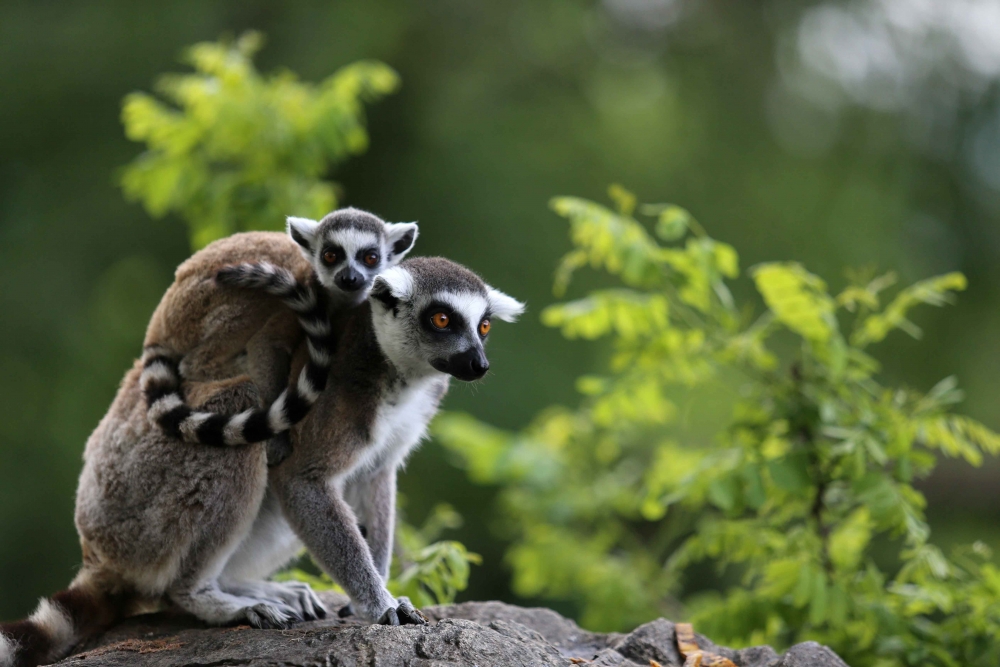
0;209;524;667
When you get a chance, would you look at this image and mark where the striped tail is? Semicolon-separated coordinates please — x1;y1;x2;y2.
0;585;130;667
141;262;334;446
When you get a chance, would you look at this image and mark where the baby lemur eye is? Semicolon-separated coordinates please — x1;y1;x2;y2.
479;319;491;336
322;250;337;265
430;312;450;329
363;251;379;267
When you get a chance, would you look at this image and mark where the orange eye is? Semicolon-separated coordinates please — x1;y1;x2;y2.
363;251;379;267
322;250;337;265
431;312;450;329
479;319;491;336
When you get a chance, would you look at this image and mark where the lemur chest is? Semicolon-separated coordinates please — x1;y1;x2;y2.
348;376;444;475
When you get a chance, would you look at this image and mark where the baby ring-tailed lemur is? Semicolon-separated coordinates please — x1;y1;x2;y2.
0;225;523;667
146;209;418;460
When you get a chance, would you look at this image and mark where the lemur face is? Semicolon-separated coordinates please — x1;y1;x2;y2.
287;208;418;306
370;257;525;381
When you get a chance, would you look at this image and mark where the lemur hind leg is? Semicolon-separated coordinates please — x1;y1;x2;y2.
163;378;300;627
219;488;327;621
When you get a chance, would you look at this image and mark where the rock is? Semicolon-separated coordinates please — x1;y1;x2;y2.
57;592;850;667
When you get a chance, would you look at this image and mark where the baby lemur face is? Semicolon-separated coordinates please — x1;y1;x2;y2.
287;208;418;306
369;257;525;381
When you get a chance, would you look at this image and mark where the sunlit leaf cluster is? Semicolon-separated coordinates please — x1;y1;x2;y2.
120;32;398;249
434;186;1000;666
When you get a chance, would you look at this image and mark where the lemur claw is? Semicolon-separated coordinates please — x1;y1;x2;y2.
338;603;355;618
375;597;426;626
244;602;296;629
378;607;401;626
397;605;427;625
396;597;427;625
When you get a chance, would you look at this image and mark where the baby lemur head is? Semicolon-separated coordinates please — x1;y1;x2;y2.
287;208;419;306
369;257;525;381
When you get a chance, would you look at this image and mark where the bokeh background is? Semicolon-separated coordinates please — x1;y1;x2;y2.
3;0;1000;622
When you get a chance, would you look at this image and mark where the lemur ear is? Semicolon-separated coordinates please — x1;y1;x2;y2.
385;222;419;266
487;287;525;322
371;266;414;309
287;216;320;253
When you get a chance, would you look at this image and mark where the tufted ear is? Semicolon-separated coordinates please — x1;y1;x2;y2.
487;287;525;322
370;266;414;311
287;216;320;254
385;222;419;266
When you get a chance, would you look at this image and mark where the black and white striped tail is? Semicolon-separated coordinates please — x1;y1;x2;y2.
0;585;130;667
141;263;333;446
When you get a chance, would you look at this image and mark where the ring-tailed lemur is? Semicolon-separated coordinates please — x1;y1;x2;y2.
0;243;523;667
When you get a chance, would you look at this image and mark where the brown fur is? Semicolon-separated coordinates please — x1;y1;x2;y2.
144;231;310;390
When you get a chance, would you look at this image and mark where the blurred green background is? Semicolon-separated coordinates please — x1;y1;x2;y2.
2;0;1000;622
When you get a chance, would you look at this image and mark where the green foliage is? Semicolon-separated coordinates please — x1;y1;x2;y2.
120;32;399;249
434;186;1000;665
280;503;480;609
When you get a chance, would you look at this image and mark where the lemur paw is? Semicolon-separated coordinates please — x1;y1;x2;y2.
397;596;428;624
243;601;298;629
377;597;427;626
277;580;327;620
266;433;293;468
338;603;355;618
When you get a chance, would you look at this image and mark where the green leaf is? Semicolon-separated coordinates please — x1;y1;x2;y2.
829;507;873;571
768;451;812;493
852;273;967;347
708;474;741;512
751;263;838;343
641;203;691;241
608;183;637;216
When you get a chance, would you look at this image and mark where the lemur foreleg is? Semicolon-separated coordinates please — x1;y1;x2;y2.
274;474;422;625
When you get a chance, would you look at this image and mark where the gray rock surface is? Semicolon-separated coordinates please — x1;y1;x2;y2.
57;592;850;666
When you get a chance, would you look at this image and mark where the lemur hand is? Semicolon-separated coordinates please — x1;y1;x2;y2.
266;433;293;467
377;597;427;626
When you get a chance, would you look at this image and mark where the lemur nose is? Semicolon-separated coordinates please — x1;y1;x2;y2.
337;269;364;291
471;357;489;376
445;348;490;381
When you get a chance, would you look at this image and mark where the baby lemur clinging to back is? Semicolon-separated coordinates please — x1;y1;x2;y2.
142;209;419;457
0;209;524;667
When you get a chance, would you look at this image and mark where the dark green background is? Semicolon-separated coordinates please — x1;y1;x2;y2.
2;0;999;621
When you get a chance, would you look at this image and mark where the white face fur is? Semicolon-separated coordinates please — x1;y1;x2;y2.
287;212;418;306
369;263;525;381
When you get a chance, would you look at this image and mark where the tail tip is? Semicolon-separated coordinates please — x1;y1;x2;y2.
0;630;17;667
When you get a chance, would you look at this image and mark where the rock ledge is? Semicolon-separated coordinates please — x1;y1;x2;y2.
59;593;849;666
